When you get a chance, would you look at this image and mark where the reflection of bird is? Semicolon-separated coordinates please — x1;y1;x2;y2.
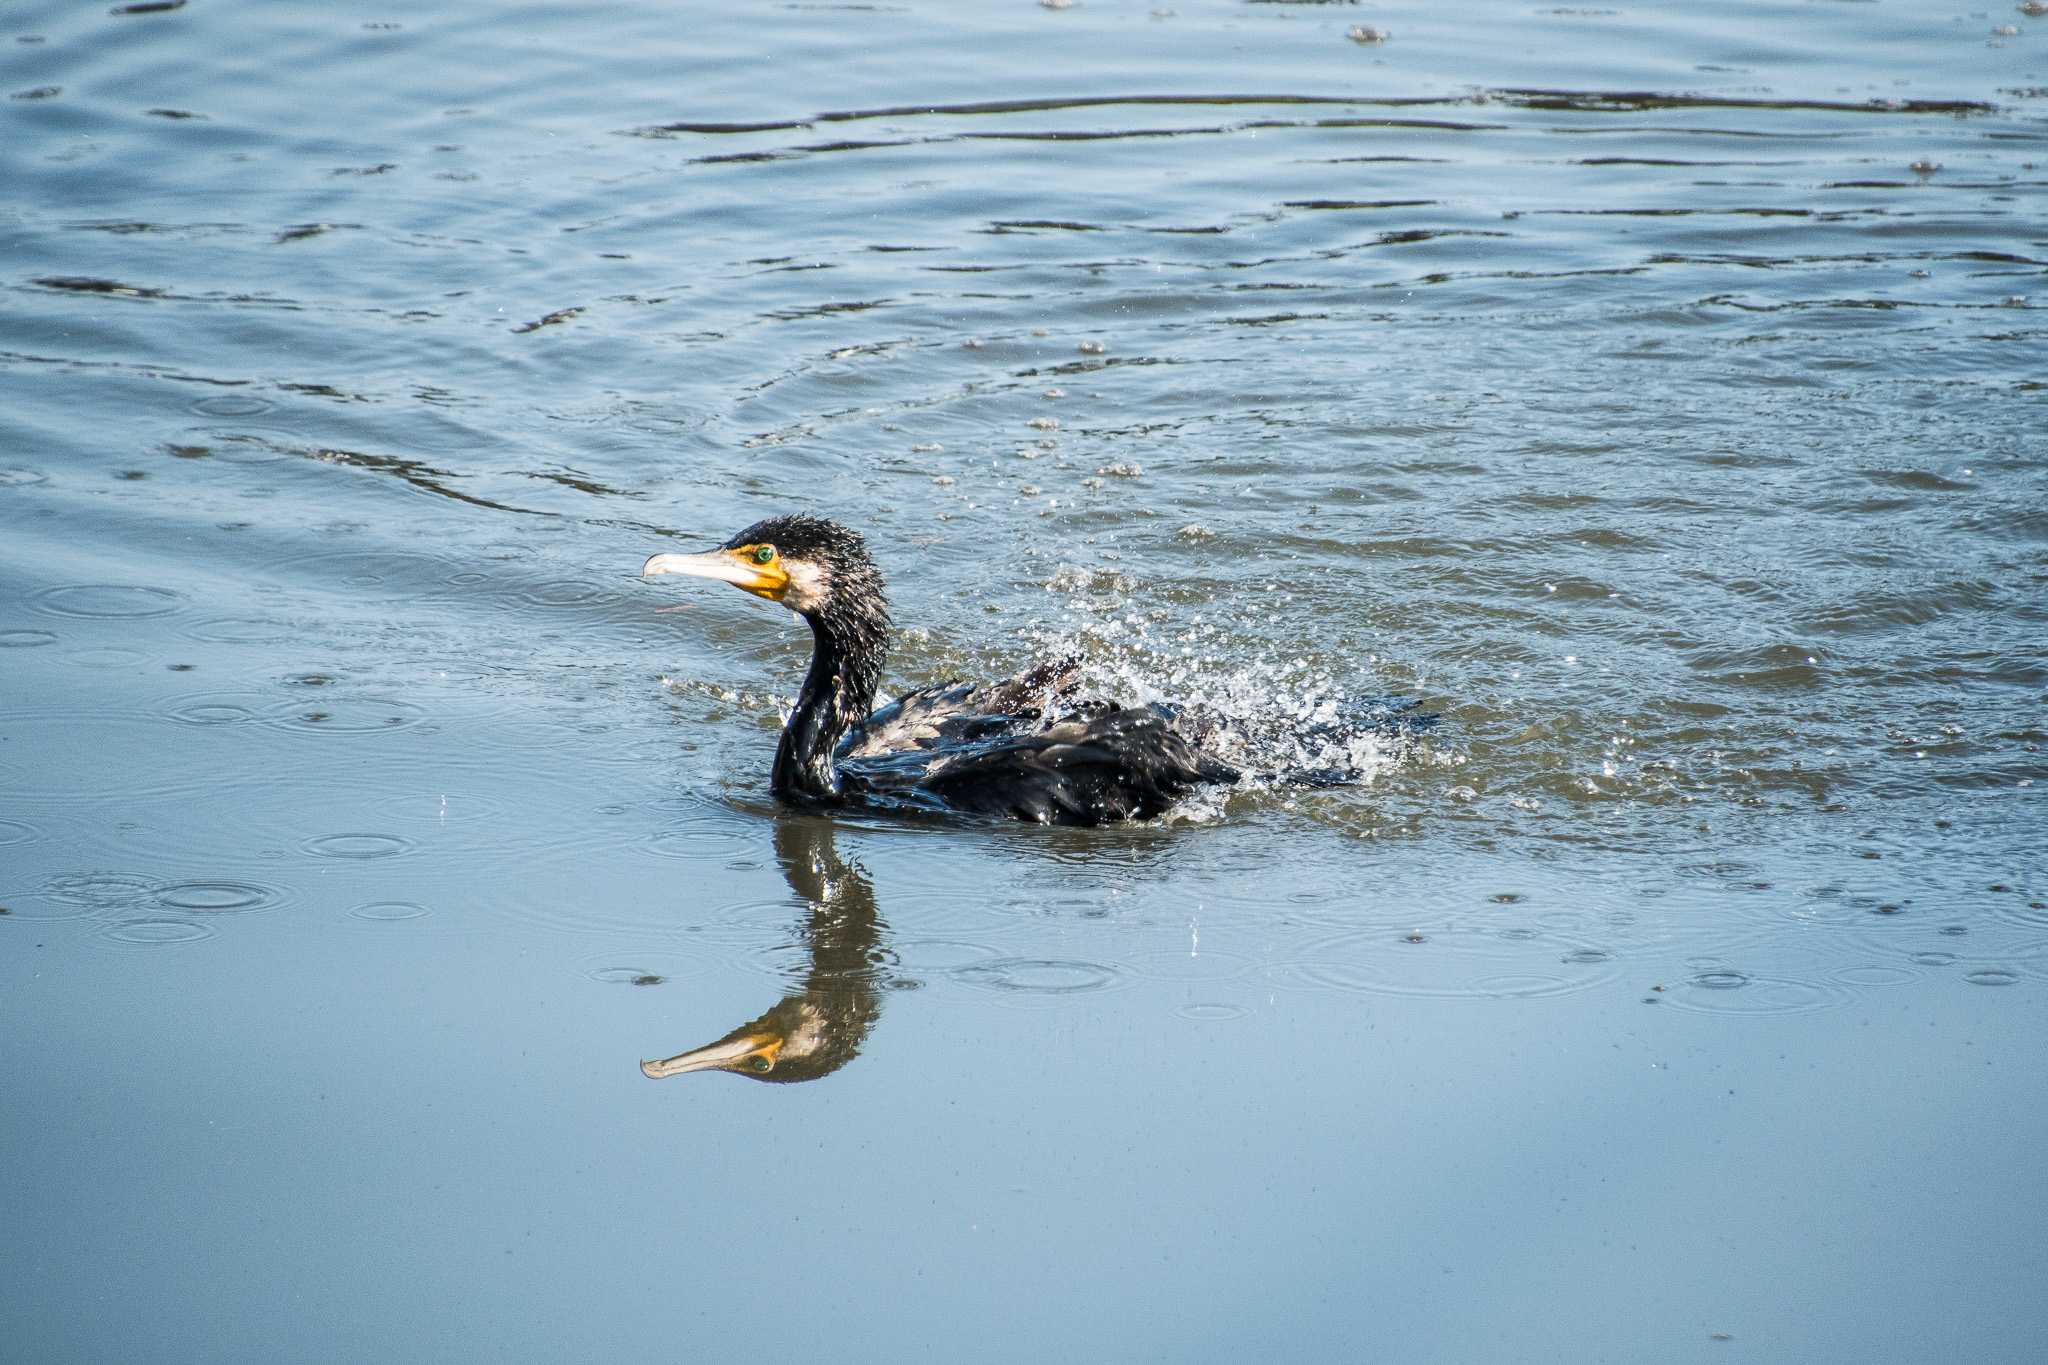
642;817;883;1084
642;514;1238;825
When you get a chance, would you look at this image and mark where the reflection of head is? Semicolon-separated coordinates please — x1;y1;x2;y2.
641;816;885;1084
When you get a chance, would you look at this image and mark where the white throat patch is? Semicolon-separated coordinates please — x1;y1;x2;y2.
780;559;833;615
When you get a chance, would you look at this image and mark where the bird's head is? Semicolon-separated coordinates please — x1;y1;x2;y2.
640;996;849;1084
642;514;881;623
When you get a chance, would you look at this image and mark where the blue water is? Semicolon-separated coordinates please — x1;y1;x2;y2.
3;1;2046;1360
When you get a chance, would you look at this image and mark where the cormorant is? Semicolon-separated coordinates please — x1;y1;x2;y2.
642;514;1240;825
642;816;883;1083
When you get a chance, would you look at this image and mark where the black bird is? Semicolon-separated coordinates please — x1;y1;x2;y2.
641;514;1239;825
642;816;883;1084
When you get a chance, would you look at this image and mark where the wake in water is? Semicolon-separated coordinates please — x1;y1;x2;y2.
1014;577;1442;814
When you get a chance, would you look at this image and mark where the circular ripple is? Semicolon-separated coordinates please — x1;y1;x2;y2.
1;871;158;920
0;818;37;846
102;917;216;946
952;957;1127;998
576;949;713;984
183;617;294;644
0;630;57;648
407;656;513;683
303;832;414;860
1833;964;1919;988
47;871;159;905
1177;1002;1250;1021
1274;926;1623;1000
154;880;283;913
66;645;150;668
270;549;462;596
1662;969;1852;1016
189;394;274;417
588;966;668;985
164;691;271;725
1990;898;2048;932
1966;969;2019;988
641;816;757;862
262;696;427;733
0;467;50;487
378;790;515;826
31;584;182;619
518;580;604;608
349;900;429;922
892;938;1006;972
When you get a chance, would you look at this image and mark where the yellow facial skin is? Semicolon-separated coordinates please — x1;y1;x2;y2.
639;1031;784;1079
641;544;788;601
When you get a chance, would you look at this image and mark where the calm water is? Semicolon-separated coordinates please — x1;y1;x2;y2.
4;0;2046;1359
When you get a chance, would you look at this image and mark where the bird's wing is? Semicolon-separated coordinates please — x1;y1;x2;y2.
917;706;1238;826
839;656;1087;760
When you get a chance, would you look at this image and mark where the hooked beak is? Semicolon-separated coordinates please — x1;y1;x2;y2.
640;1031;783;1079
642;549;788;602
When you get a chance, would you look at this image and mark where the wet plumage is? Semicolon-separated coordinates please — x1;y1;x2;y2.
641;514;1239;825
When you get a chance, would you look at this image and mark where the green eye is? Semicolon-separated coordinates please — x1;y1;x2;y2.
746;1055;772;1073
752;545;776;566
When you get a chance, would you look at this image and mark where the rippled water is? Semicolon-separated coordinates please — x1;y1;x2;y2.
4;1;2046;1361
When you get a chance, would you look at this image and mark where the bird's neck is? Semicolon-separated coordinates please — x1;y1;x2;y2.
772;610;885;804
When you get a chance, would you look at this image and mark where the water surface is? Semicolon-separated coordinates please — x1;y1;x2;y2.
3;1;2045;1361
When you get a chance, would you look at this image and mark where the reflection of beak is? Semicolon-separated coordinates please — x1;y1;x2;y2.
640;1031;783;1079
642;550;788;602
